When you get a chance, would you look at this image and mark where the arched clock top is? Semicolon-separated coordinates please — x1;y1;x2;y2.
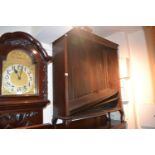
4;49;34;64
0;31;52;63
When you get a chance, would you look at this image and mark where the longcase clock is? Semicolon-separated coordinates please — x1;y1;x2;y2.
0;32;52;128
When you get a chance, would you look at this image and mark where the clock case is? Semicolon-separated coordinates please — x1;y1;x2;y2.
0;32;52;128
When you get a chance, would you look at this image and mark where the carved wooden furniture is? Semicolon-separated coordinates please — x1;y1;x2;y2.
52;28;124;128
0;32;52;128
19;118;127;129
144;26;155;100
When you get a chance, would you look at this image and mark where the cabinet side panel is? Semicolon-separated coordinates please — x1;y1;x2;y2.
53;38;67;117
107;48;122;108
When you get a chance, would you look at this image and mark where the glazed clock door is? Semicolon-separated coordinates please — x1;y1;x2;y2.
1;49;37;95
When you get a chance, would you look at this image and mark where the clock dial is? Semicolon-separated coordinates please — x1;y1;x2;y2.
1;49;36;95
3;64;34;94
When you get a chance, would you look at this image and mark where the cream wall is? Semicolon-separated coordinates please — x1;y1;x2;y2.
106;29;154;128
128;30;154;104
106;32;137;128
128;30;154;128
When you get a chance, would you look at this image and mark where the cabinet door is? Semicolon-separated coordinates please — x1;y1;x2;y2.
106;48;120;90
67;35;111;111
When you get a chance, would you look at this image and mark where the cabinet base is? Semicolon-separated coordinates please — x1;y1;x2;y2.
24;115;126;129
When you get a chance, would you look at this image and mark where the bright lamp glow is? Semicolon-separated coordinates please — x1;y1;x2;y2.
119;58;129;79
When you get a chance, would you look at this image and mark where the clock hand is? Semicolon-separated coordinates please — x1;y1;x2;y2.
13;67;21;80
19;66;23;80
14;67;18;74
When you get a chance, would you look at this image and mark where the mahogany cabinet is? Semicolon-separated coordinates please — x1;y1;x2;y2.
52;28;124;127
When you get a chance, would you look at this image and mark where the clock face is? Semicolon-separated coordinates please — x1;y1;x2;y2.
2;64;33;95
1;49;37;95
